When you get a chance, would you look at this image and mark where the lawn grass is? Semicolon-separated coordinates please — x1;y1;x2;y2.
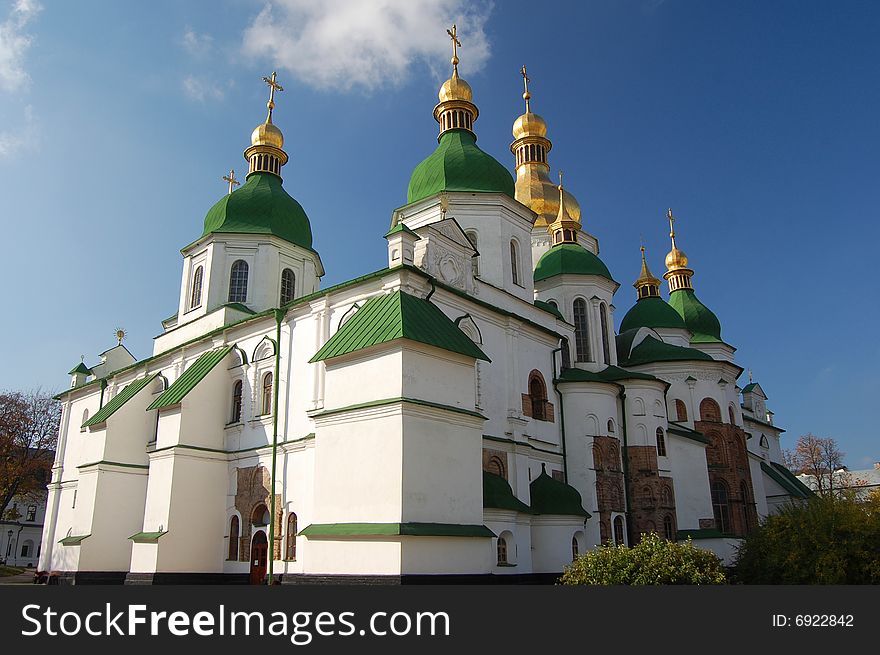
0;565;25;577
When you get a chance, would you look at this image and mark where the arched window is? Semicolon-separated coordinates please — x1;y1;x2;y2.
560;337;571;370
261;372;273;415
675;399;688;422
699;398;722;423
759;435;769;448
613;516;625;546
740;481;753;534
571;535;580;560
728;405;736;425
81;409;89;432
600;303;611;364
510;240;520;286
607;419;615;434
656;427;667;457
711;480;731;534
190;265;203;309
280;268;295;305
228;516;239;561
231;380;243;424
592;444;603;470
660;485;673;507
497;535;508;565
286;512;298;560
663;514;675;541
528;371;547;421
465;231;479;276
228;260;249;303
573;299;591;362
487;456;505;478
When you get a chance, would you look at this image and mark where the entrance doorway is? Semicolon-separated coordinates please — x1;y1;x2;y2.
250;530;268;585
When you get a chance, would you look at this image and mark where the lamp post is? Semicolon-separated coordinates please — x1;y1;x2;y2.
5;529;13;565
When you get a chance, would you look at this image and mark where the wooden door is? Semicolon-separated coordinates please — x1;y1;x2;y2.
249;531;268;585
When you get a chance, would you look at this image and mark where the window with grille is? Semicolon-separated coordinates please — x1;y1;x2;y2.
573;299;591;362
280;268;295;305
228;260;249;303
190;265;203;309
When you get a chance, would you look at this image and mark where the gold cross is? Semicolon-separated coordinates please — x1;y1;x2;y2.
447;24;461;71
261;71;284;121
558;169;564;189
521;65;531;112
667;208;677;243
222;169;240;194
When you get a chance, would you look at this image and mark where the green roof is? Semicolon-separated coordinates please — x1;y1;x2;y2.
83;373;159;427
384;223;420;238
761;461;813;499
298;522;495;538
58;534;90;546
202;172;313;249
529;466;591;518
68;362;92;375
617;333;714;367
534;299;565;321
556;365;661;385
533;243;614;283
147;346;233;410
407;130;515;204
667;423;711;444
668;289;722;342
483;471;534;513
223;302;256;315
676;528;724;540
310;290;489;363
620;296;687;333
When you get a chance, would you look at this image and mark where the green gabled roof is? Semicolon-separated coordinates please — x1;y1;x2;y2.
202;172;313;249
556;365;661;385
668;289;722;342
620;296;687;333
299;522;494;538
407;130;515;204
223;302;256;315
384;223;420;238
761;461;813;499
483;471;534;513
129;530;168;543
667;422;711;444
83;373;159;427
58;534;90;546
529;466;591;518
147;346;233;410
533;242;614;283
310;290;489;363
618;334;714;367
534;299;565;321
68;362;92;375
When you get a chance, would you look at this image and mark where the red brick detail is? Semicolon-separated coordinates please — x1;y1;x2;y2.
482;449;508;480
625;445;677;543
234;466;283;562
521;393;532;417
594;435;625;541
545;401;555;423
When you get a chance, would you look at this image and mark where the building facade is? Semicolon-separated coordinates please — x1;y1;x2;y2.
40;38;806;584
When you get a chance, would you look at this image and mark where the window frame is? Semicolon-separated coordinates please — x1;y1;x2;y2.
228;259;249;304
260;372;273;416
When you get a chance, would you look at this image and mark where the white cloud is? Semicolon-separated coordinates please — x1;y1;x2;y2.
0;103;38;157
182;74;231;102
241;0;492;92
181;27;213;57
0;0;42;92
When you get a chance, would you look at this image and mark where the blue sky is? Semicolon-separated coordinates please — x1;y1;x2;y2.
1;0;877;467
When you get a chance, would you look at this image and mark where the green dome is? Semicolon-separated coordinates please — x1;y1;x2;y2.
529;466;591;518
620;296;687;333
407;130;515;204
483;471;533;513
203;172;313;249
534;243;613;282
668;289;722;342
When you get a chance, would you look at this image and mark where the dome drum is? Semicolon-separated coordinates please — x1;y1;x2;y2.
433;99;478;139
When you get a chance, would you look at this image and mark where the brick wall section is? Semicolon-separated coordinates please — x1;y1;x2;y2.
593;435;625;544
482;449;509;479
695;419;758;537
235;465;284;562
626;445;677;542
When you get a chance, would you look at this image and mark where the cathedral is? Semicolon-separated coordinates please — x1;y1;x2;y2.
39;28;811;584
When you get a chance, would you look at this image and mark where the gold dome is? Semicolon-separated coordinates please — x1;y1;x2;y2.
665;246;688;270
251;121;284;149
512;111;547;139
439;70;473;103
517;172;582;228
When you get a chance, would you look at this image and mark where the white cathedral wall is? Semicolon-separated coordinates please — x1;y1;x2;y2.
484;509;533;574
748;455;770;519
666;436;713;531
399;536;491;575
530;515;586;574
303;539;402;575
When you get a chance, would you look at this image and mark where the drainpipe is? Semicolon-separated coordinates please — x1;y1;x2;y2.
618;388;634;546
551;345;568;484
267;308;283;586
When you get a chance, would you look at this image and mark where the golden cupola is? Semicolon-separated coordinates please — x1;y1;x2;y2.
433;24;478;138
663;208;694;292
546;172;581;245
634;245;662;298
510;66;580;229
244;71;289;177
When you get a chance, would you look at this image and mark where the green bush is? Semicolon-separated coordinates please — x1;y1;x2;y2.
560;532;727;585
734;493;880;584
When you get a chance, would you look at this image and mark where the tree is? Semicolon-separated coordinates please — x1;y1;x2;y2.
560;532;727;585
734;494;880;584
0;390;60;520
784;433;845;496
